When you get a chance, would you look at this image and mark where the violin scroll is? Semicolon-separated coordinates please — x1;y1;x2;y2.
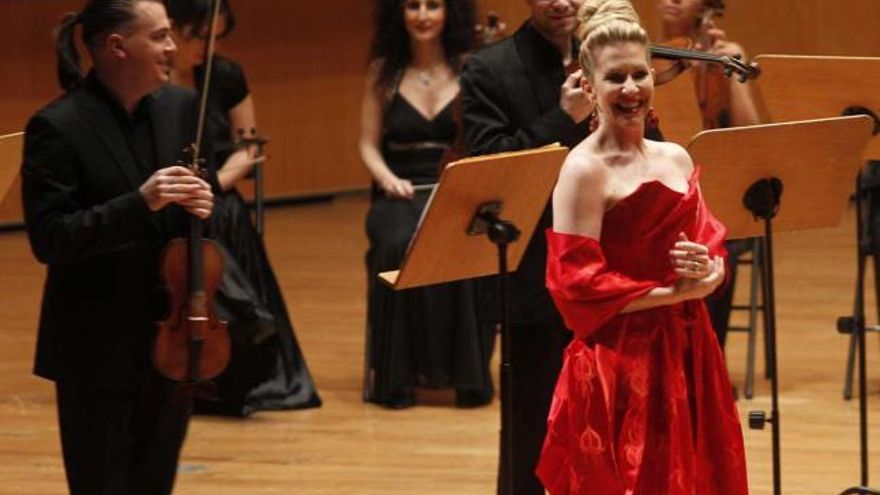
474;11;507;47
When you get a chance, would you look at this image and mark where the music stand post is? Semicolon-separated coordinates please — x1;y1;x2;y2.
836;125;880;495
688;116;874;495
467;202;521;494
742;177;784;495
376;146;567;495
836;172;880;495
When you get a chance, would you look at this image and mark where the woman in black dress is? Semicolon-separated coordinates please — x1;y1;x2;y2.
359;0;493;409
167;0;321;415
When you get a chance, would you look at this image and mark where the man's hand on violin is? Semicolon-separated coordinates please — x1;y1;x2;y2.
139;165;215;219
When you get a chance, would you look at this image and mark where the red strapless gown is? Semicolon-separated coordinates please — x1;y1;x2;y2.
536;168;748;495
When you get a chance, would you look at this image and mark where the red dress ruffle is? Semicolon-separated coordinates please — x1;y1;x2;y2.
537;169;748;495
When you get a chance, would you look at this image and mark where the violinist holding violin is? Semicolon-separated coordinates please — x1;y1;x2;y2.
658;0;760;128
21;1;214;493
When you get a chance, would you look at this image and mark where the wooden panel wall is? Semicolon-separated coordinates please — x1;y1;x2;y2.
1;0;879;224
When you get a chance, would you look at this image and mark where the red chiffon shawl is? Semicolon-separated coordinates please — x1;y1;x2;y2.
537;169;749;495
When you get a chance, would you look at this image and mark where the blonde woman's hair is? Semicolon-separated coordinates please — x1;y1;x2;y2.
576;0;649;79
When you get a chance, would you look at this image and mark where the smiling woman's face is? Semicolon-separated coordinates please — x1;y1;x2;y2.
402;0;446;44
588;40;653;129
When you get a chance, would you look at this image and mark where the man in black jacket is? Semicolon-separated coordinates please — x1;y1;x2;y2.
21;1;214;493
460;2;590;493
461;1;663;492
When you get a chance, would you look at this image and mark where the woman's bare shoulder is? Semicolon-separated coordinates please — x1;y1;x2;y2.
648;140;694;177
560;142;609;185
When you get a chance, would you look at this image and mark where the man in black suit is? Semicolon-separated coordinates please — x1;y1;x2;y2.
21;1;214;494
460;2;590;494
461;1;663;493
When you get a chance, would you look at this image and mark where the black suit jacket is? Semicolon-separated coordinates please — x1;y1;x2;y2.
22;78;203;390
461;22;588;327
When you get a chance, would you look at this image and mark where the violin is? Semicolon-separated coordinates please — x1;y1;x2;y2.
153;0;230;384
650;41;760;86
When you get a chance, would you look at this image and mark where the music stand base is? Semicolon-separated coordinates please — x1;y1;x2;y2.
839;488;880;495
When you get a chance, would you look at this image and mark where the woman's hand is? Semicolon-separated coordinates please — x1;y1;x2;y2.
703;23;746;60
670;232;711;279
380;175;415;200
673;255;725;301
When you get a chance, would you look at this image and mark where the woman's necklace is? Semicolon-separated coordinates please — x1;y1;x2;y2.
414;63;447;87
418;69;433;87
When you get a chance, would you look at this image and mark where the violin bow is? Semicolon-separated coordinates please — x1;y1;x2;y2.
190;0;223;168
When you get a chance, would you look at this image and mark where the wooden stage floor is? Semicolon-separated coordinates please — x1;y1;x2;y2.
0;194;877;494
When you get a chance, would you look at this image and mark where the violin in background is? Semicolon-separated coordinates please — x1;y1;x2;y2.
475;11;507;47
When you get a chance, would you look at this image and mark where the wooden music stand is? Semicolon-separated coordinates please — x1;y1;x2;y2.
374;145;568;495
688;115;875;495
378;145;567;288
755;55;880;160
0;132;23;204
758;55;880;495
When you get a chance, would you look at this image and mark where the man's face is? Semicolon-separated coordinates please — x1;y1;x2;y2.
527;0;583;39
114;1;177;89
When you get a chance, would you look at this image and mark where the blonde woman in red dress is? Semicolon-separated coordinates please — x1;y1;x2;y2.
536;0;748;493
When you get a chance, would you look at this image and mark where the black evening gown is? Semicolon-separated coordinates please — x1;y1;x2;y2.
365;88;494;406
194;56;321;416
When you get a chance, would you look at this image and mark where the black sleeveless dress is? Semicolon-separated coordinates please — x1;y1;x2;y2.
194;56;321;416
365;87;494;407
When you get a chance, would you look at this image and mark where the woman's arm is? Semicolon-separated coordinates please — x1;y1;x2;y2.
217;94;258;191
358;65;413;200
706;27;761;127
